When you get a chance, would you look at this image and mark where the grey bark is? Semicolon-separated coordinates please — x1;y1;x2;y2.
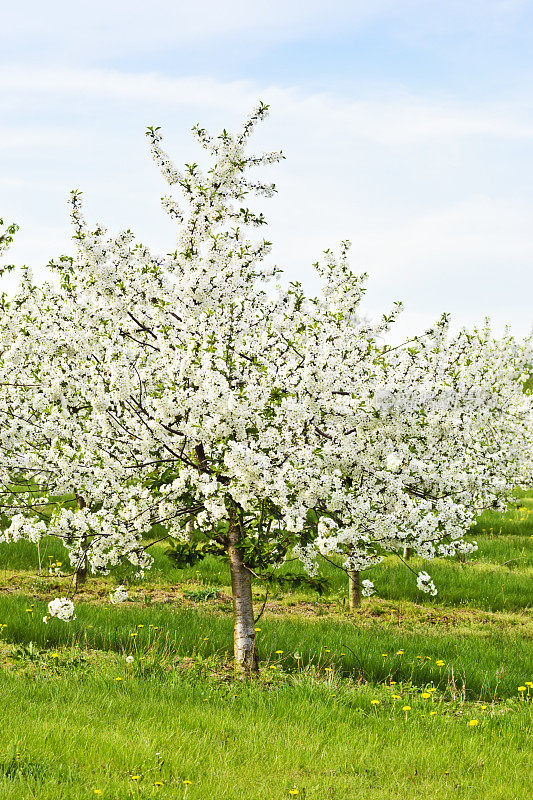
348;568;361;610
228;533;259;676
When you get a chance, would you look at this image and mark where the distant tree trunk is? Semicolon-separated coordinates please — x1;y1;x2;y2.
403;547;411;561
75;492;88;587
348;568;361;610
228;531;258;676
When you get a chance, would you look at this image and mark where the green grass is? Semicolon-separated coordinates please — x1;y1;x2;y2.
0;657;531;800
0;592;530;700
1;494;532;798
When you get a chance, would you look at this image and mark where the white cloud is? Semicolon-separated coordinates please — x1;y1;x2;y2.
1;66;533;145
1;64;531;340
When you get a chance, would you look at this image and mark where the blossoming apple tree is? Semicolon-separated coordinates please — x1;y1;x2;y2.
1;106;531;672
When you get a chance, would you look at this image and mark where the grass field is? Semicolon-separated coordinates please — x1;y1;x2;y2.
0;493;531;799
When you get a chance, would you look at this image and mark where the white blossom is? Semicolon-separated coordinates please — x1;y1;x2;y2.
109;585;129;604
47;598;76;622
416;571;438;596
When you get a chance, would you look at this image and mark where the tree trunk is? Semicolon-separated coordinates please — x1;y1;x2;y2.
228;535;259;676
75;492;87;587
75;543;88;587
403;546;411;561
348;568;361;610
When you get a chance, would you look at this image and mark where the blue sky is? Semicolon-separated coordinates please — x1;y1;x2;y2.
1;0;532;338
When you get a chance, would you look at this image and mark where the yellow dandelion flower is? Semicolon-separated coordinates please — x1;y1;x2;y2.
115;677;122;681
468;720;479;726
289;791;299;796
436;660;445;666
396;650;404;655
93;791;102;796
518;686;526;692
275;650;284;654
371;699;380;705
154;781;164;786
402;705;411;711
183;780;192;785
325;667;333;672
392;694;401;699
421;692;431;699
254;627;261;631
131;775;141;780
382;653;388;657
429;711;437;716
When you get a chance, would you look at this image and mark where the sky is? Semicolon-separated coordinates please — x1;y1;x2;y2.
1;0;532;340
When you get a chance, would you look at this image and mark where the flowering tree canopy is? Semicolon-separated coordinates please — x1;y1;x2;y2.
0;105;531;673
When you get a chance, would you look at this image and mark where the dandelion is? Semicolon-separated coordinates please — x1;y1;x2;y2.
183;780;192;785
392;694;402;699
154;781;164;786
289;791;299;796
429;711;437;716
421;692;431;699
254;627;261;632
275;650;284;654
93;791;103;796
396;650;404;655
126;656;134;664
115;677;122;681
402;706;411;712
382;653;388;657
371;699;380;705
468;720;479;726
131;775;141;780
325;667;332;672
436;660;445;666
518;686;526;692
